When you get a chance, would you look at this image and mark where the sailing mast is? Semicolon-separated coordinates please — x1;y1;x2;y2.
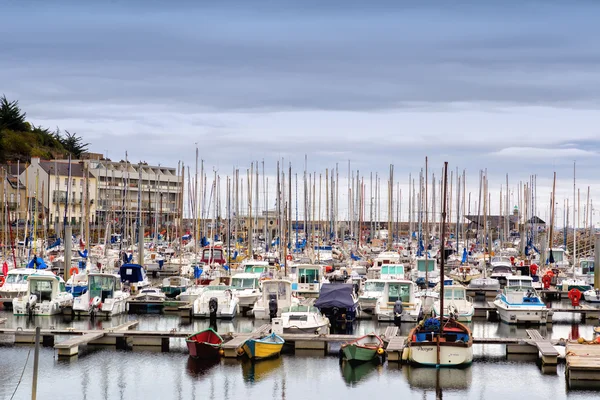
438;161;449;366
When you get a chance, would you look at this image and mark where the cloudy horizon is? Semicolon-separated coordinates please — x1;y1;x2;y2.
2;1;599;224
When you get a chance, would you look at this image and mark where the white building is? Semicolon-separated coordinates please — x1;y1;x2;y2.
89;160;182;230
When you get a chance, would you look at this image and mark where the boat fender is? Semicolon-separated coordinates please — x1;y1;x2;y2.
401;347;410;362
377;347;384;355
0;276;4;286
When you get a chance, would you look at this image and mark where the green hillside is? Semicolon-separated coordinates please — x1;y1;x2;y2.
0;95;89;162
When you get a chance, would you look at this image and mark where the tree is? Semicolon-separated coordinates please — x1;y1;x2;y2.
58;130;89;158
0;95;29;132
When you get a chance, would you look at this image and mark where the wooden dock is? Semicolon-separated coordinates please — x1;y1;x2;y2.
566;342;600;386
385;336;408;361
475;302;600;322
53;320;141;357
525;329;559;364
221;324;271;358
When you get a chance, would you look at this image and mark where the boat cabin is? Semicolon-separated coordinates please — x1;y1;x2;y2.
503;276;541;304
260;280;293;309
231;273;260;290
381;280;415;305
88;273;120;301
27;273;65;302
373;251;401;267
580;259;595;275
295;264;322;297
380;264;405;280
201;247;226;265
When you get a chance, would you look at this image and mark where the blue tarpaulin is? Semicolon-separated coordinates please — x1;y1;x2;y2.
47;238;61;250
119;264;146;283
461;248;468;264
27;256;47;269
350;252;361;261
193;266;203;279
78;249;88;259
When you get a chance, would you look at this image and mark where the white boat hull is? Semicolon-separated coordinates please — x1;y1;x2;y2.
13;297;72;316
583;290;600;303
493;300;550;324
408;343;473;367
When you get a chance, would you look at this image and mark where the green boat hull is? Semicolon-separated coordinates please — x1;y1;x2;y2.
342;345;377;364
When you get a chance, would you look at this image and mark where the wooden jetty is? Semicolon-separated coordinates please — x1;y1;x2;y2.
221;324;271;357
54;321;141;357
565;342;600;386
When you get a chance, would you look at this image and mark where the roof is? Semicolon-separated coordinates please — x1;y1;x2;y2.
39;161;85;177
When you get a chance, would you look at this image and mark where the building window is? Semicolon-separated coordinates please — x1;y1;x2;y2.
64;178;68;186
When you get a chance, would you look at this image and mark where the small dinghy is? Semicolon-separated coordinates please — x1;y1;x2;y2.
186;328;224;359
340;333;384;365
242;333;285;360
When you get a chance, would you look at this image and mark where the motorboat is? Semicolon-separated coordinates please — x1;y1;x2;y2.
280;304;330;334
131;287;166;301
65;272;89;297
358;279;386;318
314;283;359;327
294;264;324;298
411;258;438;288
193;286;238;319
583;288;600;303
433;285;474;322
375;280;422;323
489;265;514;286
0;268;38;303
230;273;262;310
161;276;191;298
119;263;150;294
253;279;296;320
12;271;73;316
72;272;129;317
406;317;473;367
493;276;549;324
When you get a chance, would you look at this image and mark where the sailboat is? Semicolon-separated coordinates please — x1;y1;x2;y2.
406;162;473;367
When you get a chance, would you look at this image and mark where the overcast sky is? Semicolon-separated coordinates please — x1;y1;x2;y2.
2;1;599;224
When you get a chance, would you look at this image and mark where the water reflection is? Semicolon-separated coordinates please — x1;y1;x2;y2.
402;365;472;391
339;359;380;387
241;357;283;383
186;357;220;379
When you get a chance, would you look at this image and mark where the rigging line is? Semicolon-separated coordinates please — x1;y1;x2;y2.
10;348;31;400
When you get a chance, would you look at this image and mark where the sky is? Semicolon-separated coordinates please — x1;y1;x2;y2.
1;1;600;224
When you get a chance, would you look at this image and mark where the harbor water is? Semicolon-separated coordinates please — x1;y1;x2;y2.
1;302;599;400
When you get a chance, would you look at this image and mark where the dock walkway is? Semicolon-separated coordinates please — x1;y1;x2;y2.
222;324;271;358
566;342;600;386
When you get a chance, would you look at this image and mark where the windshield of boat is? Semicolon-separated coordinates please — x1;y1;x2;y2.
6;274;26;284
506;279;533;289
492;266;512;273
381;265;404;276
289;305;318;313
30;279;53;295
444;288;465;300
550;250;564;262
263;282;289;300
299;268;319;283
417;259;435;272
288;315;308;321
231;278;257;289
244;265;266;273
581;260;595;274
388;282;411;303
491;257;511;264
364;281;385;292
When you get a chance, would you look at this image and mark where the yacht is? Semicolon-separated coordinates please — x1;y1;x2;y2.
72;273;129;317
433;285;474;322
375;280;422;322
493;276;549;324
13;271;73;316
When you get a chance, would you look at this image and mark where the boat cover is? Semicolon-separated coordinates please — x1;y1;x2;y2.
119;263;145;283
314;284;356;309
